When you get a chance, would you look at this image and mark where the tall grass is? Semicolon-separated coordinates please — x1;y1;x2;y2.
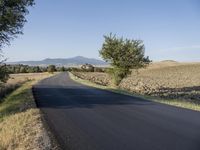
0;73;58;150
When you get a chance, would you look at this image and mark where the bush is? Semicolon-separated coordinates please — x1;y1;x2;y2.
106;67;131;85
0;64;9;83
0;84;20;102
47;65;56;73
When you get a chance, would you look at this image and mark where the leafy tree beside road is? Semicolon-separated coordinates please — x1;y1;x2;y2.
47;65;56;73
99;34;150;85
0;0;34;83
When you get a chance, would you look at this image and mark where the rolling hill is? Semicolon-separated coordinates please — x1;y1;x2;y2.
7;56;108;66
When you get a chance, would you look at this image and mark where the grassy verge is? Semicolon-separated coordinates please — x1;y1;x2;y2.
0;73;59;150
69;72;200;111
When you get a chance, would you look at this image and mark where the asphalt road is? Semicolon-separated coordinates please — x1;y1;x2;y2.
33;72;200;150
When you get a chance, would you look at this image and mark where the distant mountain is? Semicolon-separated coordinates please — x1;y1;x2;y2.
160;60;178;63
7;56;108;66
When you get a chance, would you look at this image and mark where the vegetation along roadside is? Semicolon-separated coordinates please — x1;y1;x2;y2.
0;73;60;150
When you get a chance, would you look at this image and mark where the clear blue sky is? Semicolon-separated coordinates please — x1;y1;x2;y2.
4;0;200;62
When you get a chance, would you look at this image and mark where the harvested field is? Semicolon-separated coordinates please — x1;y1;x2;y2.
72;62;200;103
72;72;111;86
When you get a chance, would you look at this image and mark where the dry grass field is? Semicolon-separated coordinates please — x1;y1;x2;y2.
0;73;59;150
72;61;200;104
0;73;51;101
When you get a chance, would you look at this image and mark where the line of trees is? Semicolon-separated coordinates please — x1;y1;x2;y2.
5;64;67;74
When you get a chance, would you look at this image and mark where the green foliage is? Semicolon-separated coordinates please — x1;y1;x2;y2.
0;0;34;49
99;33;150;85
19;66;27;73
0;82;32;119
0;0;34;82
57;66;66;72
106;67;131;85
47;65;56;73
33;66;41;73
6;64;50;74
0;55;9;84
0;63;9;84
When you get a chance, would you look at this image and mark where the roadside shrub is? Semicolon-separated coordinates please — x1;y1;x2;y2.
47;65;56;73
106;67;131;85
0;84;20;102
0;63;9;83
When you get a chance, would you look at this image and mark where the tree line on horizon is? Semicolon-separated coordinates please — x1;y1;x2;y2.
5;64;66;74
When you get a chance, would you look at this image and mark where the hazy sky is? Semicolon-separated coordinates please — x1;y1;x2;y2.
3;0;200;62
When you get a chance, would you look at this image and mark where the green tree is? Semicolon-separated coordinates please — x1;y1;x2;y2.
0;0;34;82
47;65;56;73
33;66;41;73
0;61;9;84
0;54;9;83
0;55;9;84
26;67;33;73
0;0;34;48
19;66;27;73
58;66;66;72
40;67;47;72
99;34;150;85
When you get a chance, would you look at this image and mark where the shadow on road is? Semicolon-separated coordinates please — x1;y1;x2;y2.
33;85;153;109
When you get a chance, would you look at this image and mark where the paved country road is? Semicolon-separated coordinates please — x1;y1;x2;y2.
33;72;200;150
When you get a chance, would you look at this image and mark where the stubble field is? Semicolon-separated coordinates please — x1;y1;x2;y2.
72;61;200;103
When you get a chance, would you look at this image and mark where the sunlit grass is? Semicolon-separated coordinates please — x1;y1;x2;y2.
0;73;53;150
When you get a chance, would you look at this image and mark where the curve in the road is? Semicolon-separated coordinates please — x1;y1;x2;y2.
33;72;200;150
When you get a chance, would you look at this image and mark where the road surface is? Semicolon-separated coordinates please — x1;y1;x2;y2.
33;72;200;150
